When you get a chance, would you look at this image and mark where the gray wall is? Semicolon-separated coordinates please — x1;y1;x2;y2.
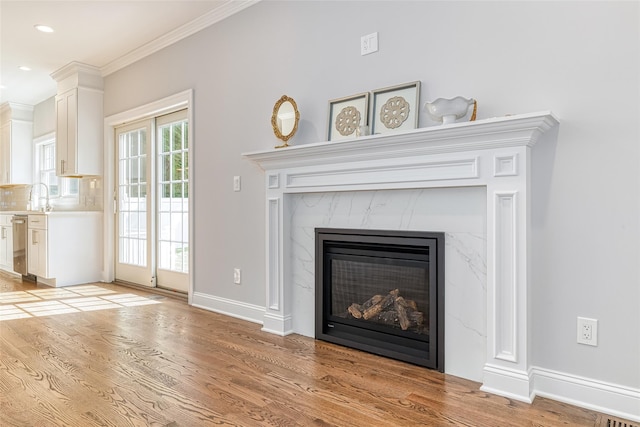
103;1;639;390
32;96;55;138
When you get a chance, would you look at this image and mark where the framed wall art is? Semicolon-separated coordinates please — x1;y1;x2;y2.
371;81;421;135
327;92;369;141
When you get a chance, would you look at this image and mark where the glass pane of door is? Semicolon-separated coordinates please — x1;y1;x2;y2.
115;121;152;286
156;110;189;292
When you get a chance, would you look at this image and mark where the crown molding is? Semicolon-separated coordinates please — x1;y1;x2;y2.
101;0;260;76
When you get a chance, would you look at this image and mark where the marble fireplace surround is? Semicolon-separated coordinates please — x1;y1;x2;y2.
244;111;559;403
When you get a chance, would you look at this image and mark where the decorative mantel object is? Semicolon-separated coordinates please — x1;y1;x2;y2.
371;81;421;135
242;111;559;405
327;92;369;141
271;95;300;149
425;96;477;125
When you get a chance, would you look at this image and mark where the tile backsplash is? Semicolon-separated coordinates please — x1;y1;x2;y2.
0;185;30;210
0;177;103;212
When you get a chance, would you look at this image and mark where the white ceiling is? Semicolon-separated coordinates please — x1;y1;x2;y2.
0;0;258;107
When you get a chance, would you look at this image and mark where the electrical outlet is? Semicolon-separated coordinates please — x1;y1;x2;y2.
233;268;241;285
577;317;598;346
233;176;241;192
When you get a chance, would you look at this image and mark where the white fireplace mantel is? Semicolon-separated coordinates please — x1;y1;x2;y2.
243;111;559;403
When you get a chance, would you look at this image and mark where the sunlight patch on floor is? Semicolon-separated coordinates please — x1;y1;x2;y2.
0;285;160;321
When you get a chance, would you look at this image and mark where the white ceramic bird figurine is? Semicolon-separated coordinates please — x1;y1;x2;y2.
424;97;477;125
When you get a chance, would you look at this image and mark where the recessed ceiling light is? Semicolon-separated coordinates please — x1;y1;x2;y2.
34;24;54;33
18;66;32;71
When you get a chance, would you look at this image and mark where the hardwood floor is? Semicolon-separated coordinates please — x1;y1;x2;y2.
0;273;613;426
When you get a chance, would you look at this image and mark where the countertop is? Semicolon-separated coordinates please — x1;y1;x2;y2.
0;210;102;216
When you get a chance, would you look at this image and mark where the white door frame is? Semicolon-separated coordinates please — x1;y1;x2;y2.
103;89;194;303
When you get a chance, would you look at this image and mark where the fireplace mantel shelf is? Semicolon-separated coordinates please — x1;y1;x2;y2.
243;111;558;170
243;110;560;404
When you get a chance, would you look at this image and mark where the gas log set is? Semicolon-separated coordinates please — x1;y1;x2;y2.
341;288;428;334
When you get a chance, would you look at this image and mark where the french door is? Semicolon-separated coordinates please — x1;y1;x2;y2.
115;109;189;293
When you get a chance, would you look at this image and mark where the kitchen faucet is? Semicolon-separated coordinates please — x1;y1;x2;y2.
29;183;52;212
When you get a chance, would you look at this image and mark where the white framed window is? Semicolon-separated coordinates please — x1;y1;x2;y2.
34;134;78;201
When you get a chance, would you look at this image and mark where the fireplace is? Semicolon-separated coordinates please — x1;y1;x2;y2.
315;228;445;371
243;112;558;402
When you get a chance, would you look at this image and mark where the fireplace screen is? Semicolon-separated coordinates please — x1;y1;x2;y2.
316;228;444;371
331;259;429;334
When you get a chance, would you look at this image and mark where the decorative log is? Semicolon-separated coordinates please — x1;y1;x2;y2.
362;294;384;310
347;289;427;332
394;296;411;330
363;289;399;320
409;310;424;326
347;303;363;319
375;311;398;326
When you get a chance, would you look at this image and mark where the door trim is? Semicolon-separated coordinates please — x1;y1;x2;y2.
104;89;194;304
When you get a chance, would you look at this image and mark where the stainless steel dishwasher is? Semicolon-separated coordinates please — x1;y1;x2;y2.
11;215;28;275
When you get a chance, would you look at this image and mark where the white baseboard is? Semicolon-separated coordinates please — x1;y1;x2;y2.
532;367;640;422
481;363;535;403
191;292;264;325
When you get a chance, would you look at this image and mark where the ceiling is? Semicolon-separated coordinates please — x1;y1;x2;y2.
0;0;258;107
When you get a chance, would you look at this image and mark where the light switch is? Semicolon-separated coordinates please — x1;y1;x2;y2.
361;32;379;56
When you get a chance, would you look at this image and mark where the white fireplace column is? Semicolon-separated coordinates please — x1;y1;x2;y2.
244;111;559;403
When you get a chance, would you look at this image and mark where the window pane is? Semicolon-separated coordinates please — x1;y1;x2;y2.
172;153;182;181
172;183;182;198
172;124;182;151
140;129;147;156
162;127;170;153
159;212;170;241
161;183;170;199
130;132;139;157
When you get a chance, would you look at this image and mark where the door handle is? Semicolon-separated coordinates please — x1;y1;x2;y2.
32;230;38;245
1;226;5;239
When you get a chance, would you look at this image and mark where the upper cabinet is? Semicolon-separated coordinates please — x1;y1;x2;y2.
0;103;34;185
51;62;103;177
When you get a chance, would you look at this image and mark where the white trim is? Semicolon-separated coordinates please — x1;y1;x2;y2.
532;367;640;423
481;364;534;403
33;131;55;145
103;89;194;302
493;191;518;363
101;1;261;76
191;292;265;326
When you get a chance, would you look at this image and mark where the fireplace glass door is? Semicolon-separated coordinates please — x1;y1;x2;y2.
316;228;444;371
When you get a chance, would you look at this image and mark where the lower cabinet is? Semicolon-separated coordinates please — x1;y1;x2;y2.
27;216;47;277
27;212;102;287
0;214;13;272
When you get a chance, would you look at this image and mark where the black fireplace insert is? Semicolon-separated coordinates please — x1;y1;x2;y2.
315;228;444;371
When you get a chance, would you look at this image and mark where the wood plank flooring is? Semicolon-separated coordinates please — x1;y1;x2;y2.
0;272;613;426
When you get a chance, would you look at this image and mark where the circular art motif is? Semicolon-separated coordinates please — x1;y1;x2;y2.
335;106;361;136
380;96;410;129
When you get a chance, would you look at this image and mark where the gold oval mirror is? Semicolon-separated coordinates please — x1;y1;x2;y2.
271;95;300;148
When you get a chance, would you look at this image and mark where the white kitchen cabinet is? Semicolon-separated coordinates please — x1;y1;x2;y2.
27;212;103;287
52;62;103;177
0;103;33;185
55;87;102;177
0;214;13;272
27;215;47;277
